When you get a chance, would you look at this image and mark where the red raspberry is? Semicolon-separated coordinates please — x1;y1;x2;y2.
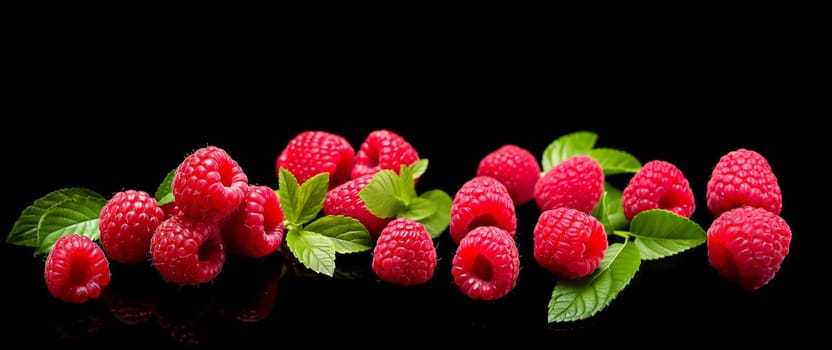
161;202;180;219
622;160;696;221
372;218;437;286
351;129;420;180
276;130;355;190
450;176;517;245
476;144;541;205
451;226;520;300
44;234;111;304
173;145;248;222
99;190;166;264
323;174;391;238
533;207;608;279
534;155;604;213
221;185;285;258
706;148;782;217
150;215;226;286
707;206;791;291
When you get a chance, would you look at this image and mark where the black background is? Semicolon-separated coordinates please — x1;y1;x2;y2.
2;24;823;348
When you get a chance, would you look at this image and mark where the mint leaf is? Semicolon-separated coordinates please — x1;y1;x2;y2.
397;164;418;202
278;167;301;223
409;159;429;179
592;192;616;236
542;131;598;172
360;170;407;218
589;148;642;175
7;188;104;247
416;189;452;238
35;196;107;255
399;197;436;221
603;183;627;230
304;215;372;254
155;168;177;206
629;209;707;260
285;229;336;277
296;172;329;225
548;241;640;323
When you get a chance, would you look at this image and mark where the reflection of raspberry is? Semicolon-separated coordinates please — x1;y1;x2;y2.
351;129;420;180
707;206;791;291
150;215;226;286
450;176;517;245
44;234;111;304
276;130;355;189
706;148;782;217
218;257;281;323
173;146;248;222
99;190;165;264
222;185;284;258
622;160;695;221
476;144;541;205
324;174;391;238
451;226;520;300
535;155;604;213
533;207;608;279
372;218;437;286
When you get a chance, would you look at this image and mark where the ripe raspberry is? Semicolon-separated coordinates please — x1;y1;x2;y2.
351;129;420;180
150;215;226;286
99;190;165;264
221;185;285;258
372;218;437;286
451;226;520;300
706;148;782;217
161;202;180;219
173;146;248;222
476;144;541;205
535;155;604;213
450;176;517;245
622;160;696;221
323;174;391;238
533;207;608;279
276;130;355;190
707;206;791;291
44;234;111;304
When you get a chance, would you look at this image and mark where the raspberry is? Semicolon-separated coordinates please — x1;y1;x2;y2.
99;190;165;264
707;206;791;291
534;155;604;213
622;160;696;221
533;207;608;279
706;148;782;217
351;129;420;180
221;185;285;258
451;226;520;300
323;174;391;238
161;202;180;219
44;234;111;304
173;145;248;222
476;144;541;205
150;215;226;286
450;176;517;245
372;218;437;286
276;130;355;190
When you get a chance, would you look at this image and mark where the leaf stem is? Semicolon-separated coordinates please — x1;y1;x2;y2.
612;230;630;239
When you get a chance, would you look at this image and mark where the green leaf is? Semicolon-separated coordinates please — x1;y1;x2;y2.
278;167;301;223
397;164;418;202
399;197;436;221
416;189;452;239
541;131;598;172
629;209;707;260
7;188;104;247
285;229;336;277
603;183;627;230
589;148;642;175
592;192;616;237
304;215;372;254
155;168;177;206
409;159;429;179
548;241;640;323
359;170;407;218
35;196;107;255
296;172;330;225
